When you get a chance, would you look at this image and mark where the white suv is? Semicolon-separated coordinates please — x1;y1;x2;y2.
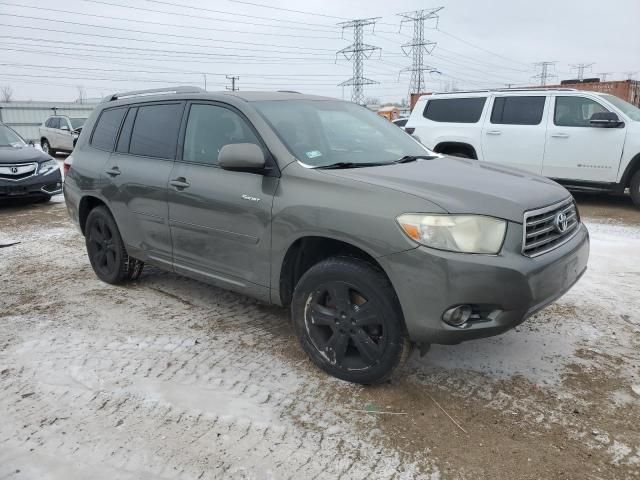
407;89;640;206
39;115;86;155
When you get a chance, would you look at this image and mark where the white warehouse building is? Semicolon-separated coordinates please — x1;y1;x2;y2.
0;101;98;141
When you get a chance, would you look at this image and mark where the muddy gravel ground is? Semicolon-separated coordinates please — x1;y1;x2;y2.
0;191;639;480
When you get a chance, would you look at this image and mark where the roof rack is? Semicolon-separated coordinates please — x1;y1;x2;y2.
104;86;205;102
430;87;578;96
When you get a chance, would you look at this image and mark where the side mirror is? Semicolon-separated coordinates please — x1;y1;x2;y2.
218;143;266;172
589;112;624;128
60;125;70;131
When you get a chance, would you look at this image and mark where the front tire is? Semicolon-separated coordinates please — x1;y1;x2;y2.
41;139;54;156
291;257;411;384
630;170;640;208
85;206;139;284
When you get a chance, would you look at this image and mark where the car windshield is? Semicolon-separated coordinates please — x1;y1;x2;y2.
602;95;640;121
70;117;87;129
0;125;26;147
253;100;430;167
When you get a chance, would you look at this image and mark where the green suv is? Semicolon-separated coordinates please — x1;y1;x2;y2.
64;87;589;384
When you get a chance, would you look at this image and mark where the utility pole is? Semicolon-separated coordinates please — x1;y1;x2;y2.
336;18;381;105
596;72;611;82
226;75;239;91
532;61;557;86
570;63;594;81
202;73;207;90
397;8;442;95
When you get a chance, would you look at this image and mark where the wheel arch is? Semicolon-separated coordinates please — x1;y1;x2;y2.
433;141;478;159
277;235;392;307
78;195;110;235
620;152;640;188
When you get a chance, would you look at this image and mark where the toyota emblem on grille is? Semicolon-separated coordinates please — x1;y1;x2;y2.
554;212;569;233
10;167;18;174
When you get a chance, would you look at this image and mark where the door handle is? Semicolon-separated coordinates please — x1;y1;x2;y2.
170;178;191;189
551;133;570;139
486;130;502;135
105;167;121;176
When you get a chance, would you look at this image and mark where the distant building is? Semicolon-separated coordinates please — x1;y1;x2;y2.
0;101;99;141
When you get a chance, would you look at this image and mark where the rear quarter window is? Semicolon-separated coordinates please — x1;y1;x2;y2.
423;97;487;123
91;107;127;151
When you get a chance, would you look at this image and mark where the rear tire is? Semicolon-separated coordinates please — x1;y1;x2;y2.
85;206;144;284
631;170;640;208
291;257;411;384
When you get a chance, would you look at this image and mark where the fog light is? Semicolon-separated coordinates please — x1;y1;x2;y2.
442;305;473;327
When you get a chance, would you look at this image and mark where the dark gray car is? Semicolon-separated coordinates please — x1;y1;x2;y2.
63;87;589;384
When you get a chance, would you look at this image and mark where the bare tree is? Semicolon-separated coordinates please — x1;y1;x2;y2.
1;85;13;102
76;85;86;104
364;96;381;105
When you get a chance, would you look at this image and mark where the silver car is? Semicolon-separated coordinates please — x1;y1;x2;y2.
39;115;86;155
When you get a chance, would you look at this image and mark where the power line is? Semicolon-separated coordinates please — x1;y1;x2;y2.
0;3;343;39
0;16;338;53
397;8;442;94
337;18;381;105
435;28;531;67
532;61;558;86
570;63;594;81
596;72;612;81
624;71;638;80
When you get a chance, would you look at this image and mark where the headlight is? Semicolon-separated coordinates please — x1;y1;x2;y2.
72;132;79;139
397;214;507;254
38;159;59;176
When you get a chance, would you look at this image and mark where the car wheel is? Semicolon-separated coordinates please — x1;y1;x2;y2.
291;257;411;384
41;139;54;156
631;170;640;208
85;206;144;284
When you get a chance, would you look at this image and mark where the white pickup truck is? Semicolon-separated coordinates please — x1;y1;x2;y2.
407;88;640;206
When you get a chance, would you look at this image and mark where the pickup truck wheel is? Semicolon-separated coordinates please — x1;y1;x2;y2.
291;257;411;384
631;170;640;207
85;206;131;284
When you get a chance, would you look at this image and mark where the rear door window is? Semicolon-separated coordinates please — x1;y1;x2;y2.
490;96;546;125
116;107;137;153
423;97;486;123
90;107;126;151
129;103;184;159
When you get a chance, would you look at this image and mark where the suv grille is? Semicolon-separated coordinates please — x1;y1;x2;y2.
0;162;37;181
523;198;580;257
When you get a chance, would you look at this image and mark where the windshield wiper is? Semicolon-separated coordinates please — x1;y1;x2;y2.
393;155;436;164
317;161;388;169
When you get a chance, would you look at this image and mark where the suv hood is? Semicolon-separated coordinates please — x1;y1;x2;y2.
322;156;570;223
0;146;51;164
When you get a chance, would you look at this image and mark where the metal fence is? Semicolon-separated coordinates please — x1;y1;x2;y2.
0;101;98;141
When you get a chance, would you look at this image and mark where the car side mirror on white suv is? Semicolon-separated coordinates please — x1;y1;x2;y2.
589;112;624;128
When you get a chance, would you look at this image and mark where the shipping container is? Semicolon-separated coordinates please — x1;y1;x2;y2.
0;101;98;141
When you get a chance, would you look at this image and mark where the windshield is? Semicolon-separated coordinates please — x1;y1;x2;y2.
602;95;640;121
0;125;26;147
70;117;87;129
253;100;430;167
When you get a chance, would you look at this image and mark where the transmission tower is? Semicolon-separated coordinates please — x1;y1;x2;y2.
336;18;381;105
532;61;557;86
624;71;638;80
397;8;442;95
570;63;594;81
596;72;612;82
226;75;239;91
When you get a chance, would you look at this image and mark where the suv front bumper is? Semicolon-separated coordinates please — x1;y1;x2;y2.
379;222;590;345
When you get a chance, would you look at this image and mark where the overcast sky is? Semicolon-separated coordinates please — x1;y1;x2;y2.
0;0;638;103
